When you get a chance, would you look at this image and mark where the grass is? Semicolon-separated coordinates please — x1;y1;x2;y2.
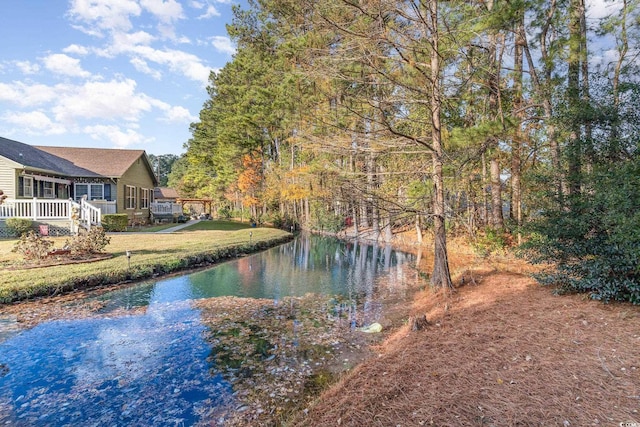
181;219;254;231
124;219;254;232
126;223;178;232
0;227;292;304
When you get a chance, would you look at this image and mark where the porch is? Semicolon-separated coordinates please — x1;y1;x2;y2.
0;198;103;231
150;202;183;223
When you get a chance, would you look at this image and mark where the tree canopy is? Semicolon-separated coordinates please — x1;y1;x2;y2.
181;0;640;298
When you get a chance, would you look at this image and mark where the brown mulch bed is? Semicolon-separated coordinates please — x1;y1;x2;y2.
293;266;640;426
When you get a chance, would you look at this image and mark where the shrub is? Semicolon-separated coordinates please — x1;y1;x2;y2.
12;231;54;262
520;158;640;304
102;214;128;232
310;205;343;233
5;218;33;237
473;227;510;257
218;207;231;219
65;227;110;257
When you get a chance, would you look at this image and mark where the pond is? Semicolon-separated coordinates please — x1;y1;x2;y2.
0;234;426;426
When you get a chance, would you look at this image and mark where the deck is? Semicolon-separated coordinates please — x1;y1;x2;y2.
0;198;103;229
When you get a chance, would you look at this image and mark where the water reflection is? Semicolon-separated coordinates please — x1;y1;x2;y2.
0;234;418;425
96;234;415;310
0;300;231;425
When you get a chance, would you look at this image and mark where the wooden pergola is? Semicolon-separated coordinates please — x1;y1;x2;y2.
177;198;214;215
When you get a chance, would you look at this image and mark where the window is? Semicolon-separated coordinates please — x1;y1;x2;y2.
126;185;136;209
23;177;33;197
74;183;104;201
75;184;88;200
43;181;55;198
90;185;103;200
140;188;150;209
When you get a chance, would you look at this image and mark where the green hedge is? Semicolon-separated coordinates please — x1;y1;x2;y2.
5;218;33;237
102;214;128;232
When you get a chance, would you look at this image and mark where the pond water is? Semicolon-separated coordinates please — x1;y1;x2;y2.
0;234;422;426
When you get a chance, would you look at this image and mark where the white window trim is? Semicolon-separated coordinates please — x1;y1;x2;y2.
23;176;33;197
43;181;55;198
140;188;150;209
126;185;137;209
90;183;104;200
75;183;105;201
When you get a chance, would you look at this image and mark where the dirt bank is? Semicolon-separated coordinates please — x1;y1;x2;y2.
292;262;640;426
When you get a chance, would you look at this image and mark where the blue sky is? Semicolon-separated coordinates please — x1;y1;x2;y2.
0;0;246;156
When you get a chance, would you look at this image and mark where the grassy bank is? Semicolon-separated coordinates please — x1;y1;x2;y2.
0;227;292;304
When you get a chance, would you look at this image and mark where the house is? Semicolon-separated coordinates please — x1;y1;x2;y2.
0;137;158;235
150;187;183;222
153;187;179;203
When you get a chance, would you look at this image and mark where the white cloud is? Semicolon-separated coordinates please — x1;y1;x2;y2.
43;54;92;78
63;44;90;56
52;79;152;124
160;105;197;123
67;0;142;34
140;0;184;24
14;61;40;75
190;1;205;9
2;111;66;135
114;44;212;84
586;0;621;20
84;124;151;148
0;82;59;107
210;36;235;55
197;5;220;19
103;31;156;57
130;57;162;79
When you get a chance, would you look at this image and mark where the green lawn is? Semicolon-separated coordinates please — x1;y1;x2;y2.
181;219;254;231
0;227;292;304
126;223;178;232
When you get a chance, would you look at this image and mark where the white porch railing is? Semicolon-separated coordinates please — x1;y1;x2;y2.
80;199;102;228
0;198;101;228
0;198;71;220
88;200;117;215
150;202;182;215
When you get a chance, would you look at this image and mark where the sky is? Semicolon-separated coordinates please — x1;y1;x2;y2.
0;0;246;156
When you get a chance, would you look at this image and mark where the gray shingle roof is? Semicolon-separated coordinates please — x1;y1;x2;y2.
0;136;99;177
0;137;155;183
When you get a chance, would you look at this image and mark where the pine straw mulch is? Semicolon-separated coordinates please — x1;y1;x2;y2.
292;265;640;426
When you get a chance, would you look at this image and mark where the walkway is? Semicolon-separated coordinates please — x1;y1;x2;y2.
155;219;201;233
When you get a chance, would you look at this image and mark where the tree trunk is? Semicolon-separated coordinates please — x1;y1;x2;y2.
428;0;453;290
415;214;423;245
567;0;583;196
511;12;524;243
490;158;504;229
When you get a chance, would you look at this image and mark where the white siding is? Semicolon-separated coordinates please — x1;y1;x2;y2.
0;157;17;199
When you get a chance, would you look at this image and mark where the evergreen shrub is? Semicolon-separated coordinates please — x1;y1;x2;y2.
520;159;640;304
5;218;33;237
102;214;128;232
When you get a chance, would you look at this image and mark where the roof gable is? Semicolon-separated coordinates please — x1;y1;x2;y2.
35;146;149;178
154;187;180;199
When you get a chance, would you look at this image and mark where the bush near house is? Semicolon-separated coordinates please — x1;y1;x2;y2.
5;218;33;237
12;231;54;262
65;227;110;256
102;214;128;232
